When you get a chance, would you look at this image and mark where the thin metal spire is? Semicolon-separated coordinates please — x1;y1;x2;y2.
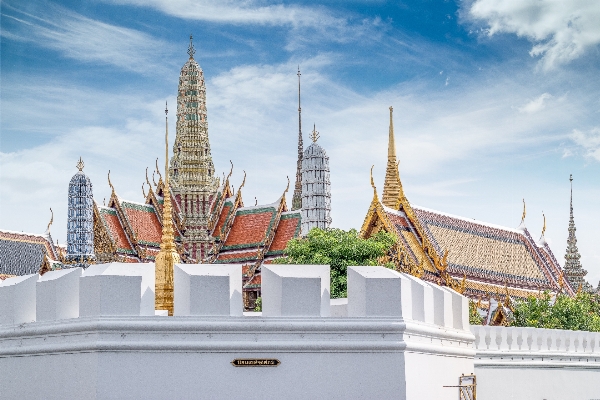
291;66;303;210
188;34;195;59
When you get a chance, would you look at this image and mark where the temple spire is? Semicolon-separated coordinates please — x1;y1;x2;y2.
188;34;195;59
382;106;403;208
291;66;303;210
155;102;180;315
563;174;591;292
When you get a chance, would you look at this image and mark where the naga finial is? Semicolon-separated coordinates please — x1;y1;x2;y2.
155;158;163;183
238;170;246;191
310;123;320;143
142;182;147;198
46;207;53;232
188;34;195;59
146;167;151;187
108;170;115;193
226;160;233;182
76;157;84;172
521;198;526;224
284;176;290;195
541;212;546;236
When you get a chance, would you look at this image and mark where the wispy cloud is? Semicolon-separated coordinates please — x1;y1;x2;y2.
571;127;600;161
518;93;552;113
1;1;174;74
465;0;600;69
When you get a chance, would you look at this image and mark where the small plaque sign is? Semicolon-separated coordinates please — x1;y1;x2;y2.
231;358;281;367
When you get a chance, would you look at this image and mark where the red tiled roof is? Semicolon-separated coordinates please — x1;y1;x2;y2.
268;212;301;253
99;209;133;252
244;274;261;288
121;202;162;246
216;250;259;263
222;207;276;249
213;203;232;239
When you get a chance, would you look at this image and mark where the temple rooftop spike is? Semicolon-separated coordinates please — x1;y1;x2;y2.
563;174;591;292
292;67;303;211
76;157;85;172
188;34;195;59
382;106;403;208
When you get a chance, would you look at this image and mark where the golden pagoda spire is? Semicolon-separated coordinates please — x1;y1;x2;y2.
155;101;180;316
382;106;403;208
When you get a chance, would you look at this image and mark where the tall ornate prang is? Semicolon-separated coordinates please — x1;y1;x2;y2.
563;174;591;292
156;103;180;315
301;124;331;235
66;157;95;267
292;67;304;211
382;106;403;209
169;35;218;261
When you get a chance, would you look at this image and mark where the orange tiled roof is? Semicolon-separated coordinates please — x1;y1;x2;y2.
267;211;301;255
98;207;134;253
222;206;277;250
120;202;162;246
216;250;260;263
213;201;233;239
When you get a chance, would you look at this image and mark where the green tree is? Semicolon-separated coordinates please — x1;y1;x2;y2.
469;300;483;325
512;291;600;332
273;228;396;298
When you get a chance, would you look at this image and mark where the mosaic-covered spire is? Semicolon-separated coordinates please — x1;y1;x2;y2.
382;106;403;208
301;124;331;235
168;35;218;261
563;174;591;292
66;157;95;267
292;67;304;211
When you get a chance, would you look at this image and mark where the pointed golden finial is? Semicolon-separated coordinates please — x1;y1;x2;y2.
238;170;246;191
108;170;115;193
76;157;85;171
188;34;195;59
146;167;151;187
284;176;290;195
541;212;546;236
155;101;180;316
152;171;157;187
382;106;403;208
155;157;163;183
370;165;379;200
142;183;147;198
521;198;526;224
46;207;53;232
310;124;320;142
226;160;233;182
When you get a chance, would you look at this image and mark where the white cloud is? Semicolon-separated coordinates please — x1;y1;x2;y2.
107;0;342;27
1;1;174;74
571;127;600;161
466;0;600;69
518;93;552;113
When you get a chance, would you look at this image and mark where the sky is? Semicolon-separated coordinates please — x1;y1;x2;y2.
1;0;599;286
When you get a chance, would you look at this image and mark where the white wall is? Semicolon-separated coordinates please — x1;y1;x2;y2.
472;325;600;400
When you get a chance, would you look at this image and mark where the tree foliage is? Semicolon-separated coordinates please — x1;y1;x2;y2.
511;291;600;332
273;228;396;298
469;300;483;325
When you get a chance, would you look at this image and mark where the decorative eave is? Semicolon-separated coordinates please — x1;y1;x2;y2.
92;201;117;262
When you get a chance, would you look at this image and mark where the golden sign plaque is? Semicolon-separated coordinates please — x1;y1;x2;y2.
231;358;281;367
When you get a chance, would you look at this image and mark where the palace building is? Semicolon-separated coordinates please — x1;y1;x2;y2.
360;106;576;302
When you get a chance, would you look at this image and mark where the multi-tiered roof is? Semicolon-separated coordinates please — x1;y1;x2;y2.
361;107;573;300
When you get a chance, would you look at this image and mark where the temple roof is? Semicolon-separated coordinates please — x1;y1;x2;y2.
0;230;60;276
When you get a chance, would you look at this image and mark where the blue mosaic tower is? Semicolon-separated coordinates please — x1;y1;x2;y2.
66;157;95;266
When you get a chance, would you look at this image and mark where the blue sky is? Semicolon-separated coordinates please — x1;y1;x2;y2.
2;0;599;285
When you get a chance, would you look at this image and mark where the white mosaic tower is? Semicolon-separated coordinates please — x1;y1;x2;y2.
169;35;219;261
66;157;95;267
301;125;331;235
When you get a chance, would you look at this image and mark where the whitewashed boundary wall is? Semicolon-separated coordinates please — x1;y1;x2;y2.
472;325;600;400
0;263;474;400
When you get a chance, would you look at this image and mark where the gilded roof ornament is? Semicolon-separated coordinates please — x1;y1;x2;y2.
46;207;53;232
226;160;233;183
155;101;180;315
382;106;403;208
521;199;526;224
284;176;290;195
142;183;147;198
541;212;546;237
310;124;320;143
188;34;195;59
108;170;115;193
76;157;85;171
238;170;246;191
155;158;163;184
145;167;151;187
